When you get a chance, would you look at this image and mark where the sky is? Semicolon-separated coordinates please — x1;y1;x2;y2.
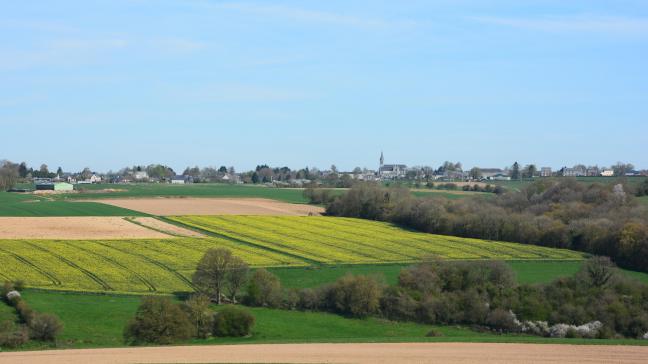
1;1;647;173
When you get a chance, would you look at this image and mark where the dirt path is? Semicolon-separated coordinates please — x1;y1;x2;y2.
0;217;173;239
2;342;647;364
87;197;325;216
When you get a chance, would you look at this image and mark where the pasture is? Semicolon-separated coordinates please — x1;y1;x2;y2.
0;192;145;217
269;261;648;288
55;183;313;203
18;289;648;350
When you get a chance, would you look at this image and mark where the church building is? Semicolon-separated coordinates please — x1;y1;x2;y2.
378;152;407;179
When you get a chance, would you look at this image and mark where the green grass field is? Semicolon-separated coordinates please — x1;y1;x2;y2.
15;289;647;350
54;183;313;203
639;196;648;205
270;261;648;288
0;192;146;216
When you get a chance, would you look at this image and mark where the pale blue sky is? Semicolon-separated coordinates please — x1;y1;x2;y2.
1;1;647;172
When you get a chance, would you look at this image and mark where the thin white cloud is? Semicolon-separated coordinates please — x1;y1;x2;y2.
472;14;648;35
47;38;129;51
203;2;417;29
162;83;310;103
152;37;207;52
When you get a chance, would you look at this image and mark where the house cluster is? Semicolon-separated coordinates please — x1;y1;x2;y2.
33;171;102;191
557;166;641;177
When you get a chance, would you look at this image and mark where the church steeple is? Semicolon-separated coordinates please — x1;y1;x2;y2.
380;151;384;166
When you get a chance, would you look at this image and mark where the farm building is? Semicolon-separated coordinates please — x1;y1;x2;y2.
540;167;552;177
171;175;193;184
35;182;74;191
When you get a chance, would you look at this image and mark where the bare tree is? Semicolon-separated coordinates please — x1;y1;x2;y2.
192;248;250;304
225;257;249;302
192;248;233;304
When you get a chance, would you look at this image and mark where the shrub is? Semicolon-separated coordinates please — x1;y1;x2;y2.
6;290;21;303
15;300;35;325
212;306;255;337
328;274;383;318
1;281;14;299
297;288;321;310
183;294;214;339
425;328;443;337
486;309;518;333
380;286;417;321
245;269;282;308
124;296;193;345
0;320;29;348
13;280;25;291
579;256;615;288
29;313;63;341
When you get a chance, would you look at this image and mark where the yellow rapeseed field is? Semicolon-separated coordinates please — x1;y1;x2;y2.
0;216;584;293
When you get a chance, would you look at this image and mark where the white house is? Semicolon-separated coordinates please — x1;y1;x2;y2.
171;175;193;184
601;169;614;177
89;174;102;183
133;171;149;180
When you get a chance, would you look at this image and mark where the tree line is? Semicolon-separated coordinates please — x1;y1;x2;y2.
124;249;648;345
313;180;648;273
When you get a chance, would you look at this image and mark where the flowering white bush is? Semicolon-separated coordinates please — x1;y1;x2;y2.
6;290;21;301
547;321;603;338
549;323;572;338
575;321;603;338
507;310;603;338
642;332;648;340
520;320;550;336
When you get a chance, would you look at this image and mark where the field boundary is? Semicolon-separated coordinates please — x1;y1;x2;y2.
159;217;323;265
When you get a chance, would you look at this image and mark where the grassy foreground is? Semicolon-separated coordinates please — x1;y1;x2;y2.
16;289;648;350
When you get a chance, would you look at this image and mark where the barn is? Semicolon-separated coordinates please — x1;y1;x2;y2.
35;182;74;191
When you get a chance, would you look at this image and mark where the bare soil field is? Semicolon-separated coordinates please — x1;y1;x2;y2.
2;342;647;364
127;217;205;237
0;217;174;239
87;197;325;216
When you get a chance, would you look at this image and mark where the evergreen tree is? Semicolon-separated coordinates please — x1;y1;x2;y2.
511;162;520;180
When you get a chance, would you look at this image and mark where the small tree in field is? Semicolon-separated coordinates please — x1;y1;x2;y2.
226;258;249;303
245;269;282;307
193;248;249;304
183;294;213;339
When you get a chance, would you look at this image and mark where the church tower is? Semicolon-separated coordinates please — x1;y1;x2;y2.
380;151;384;167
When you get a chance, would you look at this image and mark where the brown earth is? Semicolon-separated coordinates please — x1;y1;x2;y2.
87;197;325;216
1;342;647;364
127;217;205;237
0;217;174;239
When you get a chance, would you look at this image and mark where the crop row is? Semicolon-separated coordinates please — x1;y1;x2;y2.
0;237;305;293
170;216;584;264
